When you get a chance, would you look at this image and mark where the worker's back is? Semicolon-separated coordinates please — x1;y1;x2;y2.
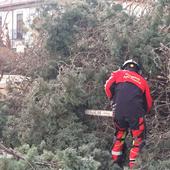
114;81;146;118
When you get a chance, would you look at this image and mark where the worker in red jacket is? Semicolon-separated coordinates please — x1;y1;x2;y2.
104;59;152;169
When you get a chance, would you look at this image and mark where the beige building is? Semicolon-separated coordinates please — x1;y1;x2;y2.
0;0;43;52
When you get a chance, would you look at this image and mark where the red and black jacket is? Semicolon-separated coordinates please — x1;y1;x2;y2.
105;70;152;116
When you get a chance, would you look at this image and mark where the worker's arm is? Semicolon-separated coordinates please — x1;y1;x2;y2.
104;72;116;100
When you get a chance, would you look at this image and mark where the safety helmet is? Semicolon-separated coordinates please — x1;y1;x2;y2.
121;59;140;72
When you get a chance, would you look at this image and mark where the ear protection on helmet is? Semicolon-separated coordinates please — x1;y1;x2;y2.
121;59;140;73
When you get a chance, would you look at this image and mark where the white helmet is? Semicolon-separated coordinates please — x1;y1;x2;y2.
121;59;140;72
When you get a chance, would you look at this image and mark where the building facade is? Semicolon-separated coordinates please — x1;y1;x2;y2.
0;0;42;52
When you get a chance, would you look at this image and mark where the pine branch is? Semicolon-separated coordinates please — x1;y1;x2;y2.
0;142;35;170
0;142;59;169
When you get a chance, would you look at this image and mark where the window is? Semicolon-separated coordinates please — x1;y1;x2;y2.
16;13;23;39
